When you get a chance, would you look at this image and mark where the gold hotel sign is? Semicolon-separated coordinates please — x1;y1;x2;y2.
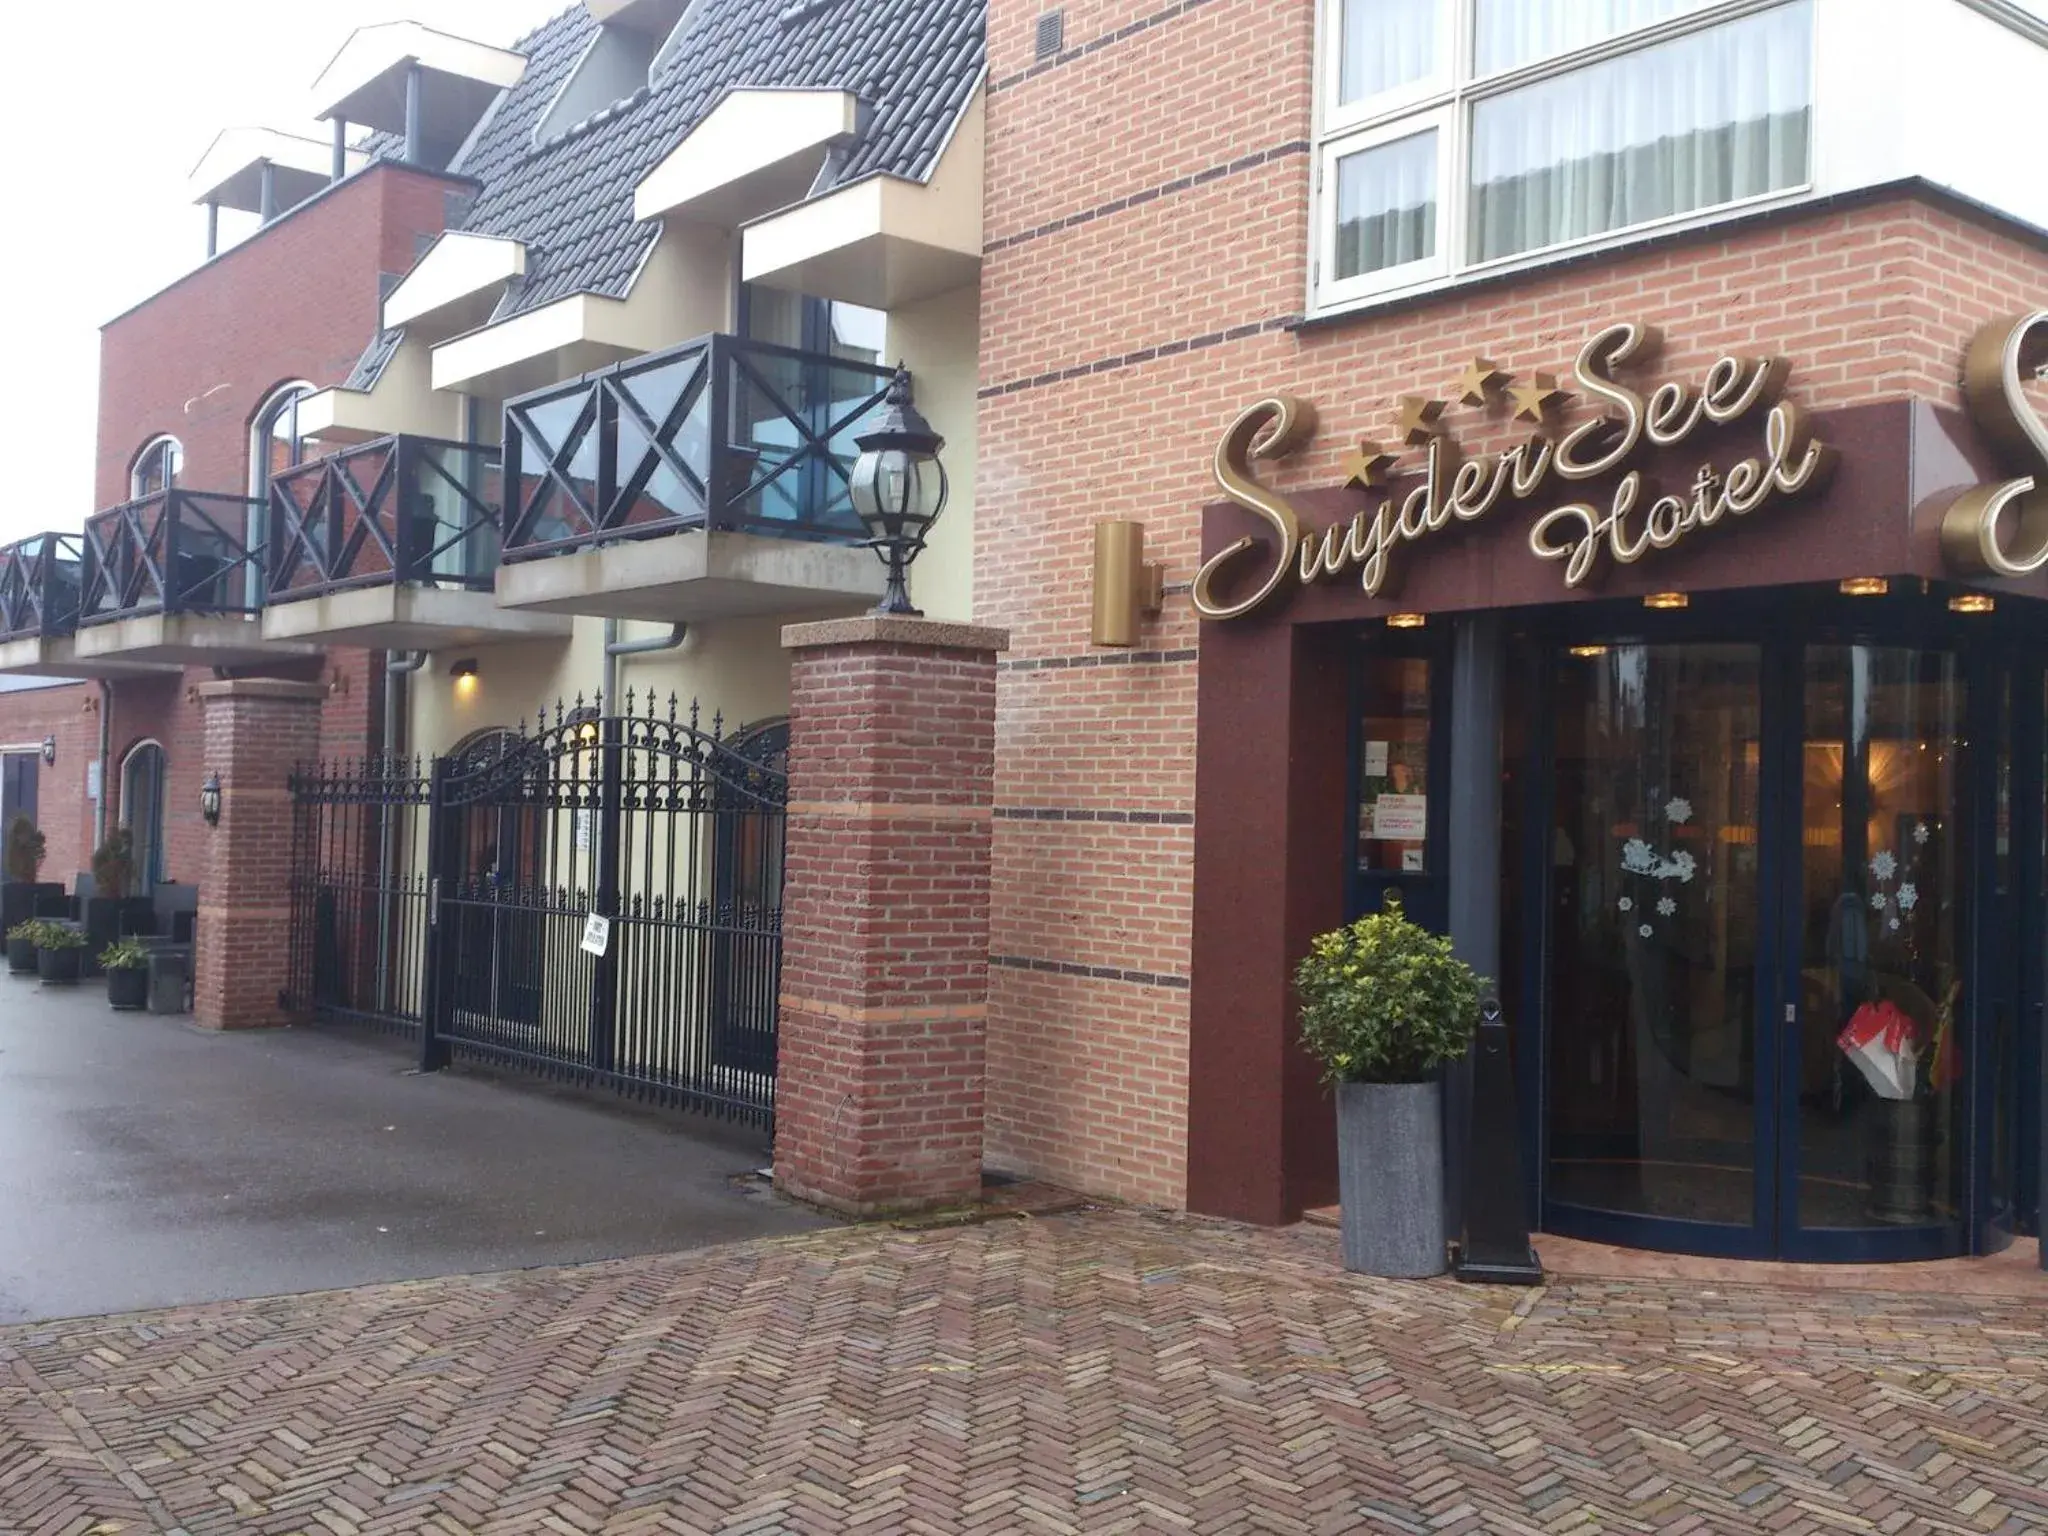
1943;309;2048;579
1193;309;2048;621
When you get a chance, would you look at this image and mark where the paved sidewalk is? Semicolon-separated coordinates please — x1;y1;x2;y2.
2;1208;2045;1535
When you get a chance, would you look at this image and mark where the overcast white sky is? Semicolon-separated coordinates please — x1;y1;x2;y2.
0;1;566;544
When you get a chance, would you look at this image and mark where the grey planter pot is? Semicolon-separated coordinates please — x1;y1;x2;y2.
1336;1080;1446;1278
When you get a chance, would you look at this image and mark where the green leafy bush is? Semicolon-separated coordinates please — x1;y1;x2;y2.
7;919;42;944
91;830;136;900
4;815;45;883
34;924;87;952
1295;898;1484;1085
99;936;150;970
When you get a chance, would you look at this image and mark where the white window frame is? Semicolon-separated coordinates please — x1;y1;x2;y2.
1314;111;1455;310
129;435;184;500
1310;0;1819;316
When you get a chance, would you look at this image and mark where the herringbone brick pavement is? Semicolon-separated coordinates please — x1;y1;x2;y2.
2;1209;2044;1535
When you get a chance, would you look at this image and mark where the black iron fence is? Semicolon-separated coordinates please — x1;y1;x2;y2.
286;695;787;1130
268;435;503;603
81;490;264;624
500;332;896;561
0;532;82;642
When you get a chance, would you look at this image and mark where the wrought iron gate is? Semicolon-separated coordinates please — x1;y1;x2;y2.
287;695;787;1130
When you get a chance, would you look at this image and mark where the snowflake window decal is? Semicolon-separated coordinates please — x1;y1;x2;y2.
1664;797;1693;825
1639;924;1654;939
1912;822;1931;845
1871;850;1898;883
1897;883;1918;912
1656;897;1677;917
1618;896;1634;912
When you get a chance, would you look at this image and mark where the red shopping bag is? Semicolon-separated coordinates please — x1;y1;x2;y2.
1836;999;1919;1101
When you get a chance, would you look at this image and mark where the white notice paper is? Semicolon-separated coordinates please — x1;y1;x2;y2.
1364;740;1390;776
1373;793;1427;841
580;913;612;957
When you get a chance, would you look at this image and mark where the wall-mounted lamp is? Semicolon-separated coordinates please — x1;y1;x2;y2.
1839;576;1890;597
450;658;480;696
1385;613;1427;630
41;735;56;767
200;772;223;827
1568;645;1609;659
1949;592;1997;614
1643;592;1690;610
1090;521;1165;647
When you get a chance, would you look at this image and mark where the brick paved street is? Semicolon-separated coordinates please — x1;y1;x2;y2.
2;1208;2045;1536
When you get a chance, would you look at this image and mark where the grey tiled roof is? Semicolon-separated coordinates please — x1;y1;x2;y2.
343;326;407;391
443;0;984;320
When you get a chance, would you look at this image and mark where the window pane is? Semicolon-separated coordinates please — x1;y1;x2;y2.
1469;3;1811;264
1339;0;1441;105
1335;130;1438;279
1475;0;1718;75
1357;655;1431;874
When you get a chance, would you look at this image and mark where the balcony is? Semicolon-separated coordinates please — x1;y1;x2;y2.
492;334;891;622
69;491;307;669
262;436;569;650
0;533;113;677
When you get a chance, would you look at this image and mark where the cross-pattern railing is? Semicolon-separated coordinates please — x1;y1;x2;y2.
80;490;263;625
0;532;83;642
267;435;503;604
500;333;896;563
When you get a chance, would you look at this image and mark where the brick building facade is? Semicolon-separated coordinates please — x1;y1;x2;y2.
977;0;2048;1262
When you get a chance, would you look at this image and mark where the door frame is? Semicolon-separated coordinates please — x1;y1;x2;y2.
1505;590;2036;1261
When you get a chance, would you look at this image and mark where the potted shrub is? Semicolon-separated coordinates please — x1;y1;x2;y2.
1296;898;1482;1278
35;922;88;986
2;815;61;933
83;830;153;973
6;919;40;976
100;936;151;1010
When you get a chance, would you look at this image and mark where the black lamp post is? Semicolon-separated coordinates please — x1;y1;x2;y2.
849;366;947;617
200;772;223;827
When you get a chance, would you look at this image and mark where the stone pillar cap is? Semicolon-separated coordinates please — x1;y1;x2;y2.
193;678;329;703
782;615;1010;653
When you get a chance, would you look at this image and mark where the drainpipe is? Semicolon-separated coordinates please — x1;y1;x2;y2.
257;160;278;224
603;620;687;712
330;117;348;183
376;651;429;1012
204;201;219;260
94;681;112;846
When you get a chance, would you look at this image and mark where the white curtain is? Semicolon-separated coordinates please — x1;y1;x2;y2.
1336;129;1438;278
1341;0;1440;105
1475;0;1718;74
1469;3;1811;263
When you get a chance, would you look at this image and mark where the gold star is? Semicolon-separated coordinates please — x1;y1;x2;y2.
1340;439;1400;490
1395;395;1447;445
1508;373;1572;427
1454;358;1510;408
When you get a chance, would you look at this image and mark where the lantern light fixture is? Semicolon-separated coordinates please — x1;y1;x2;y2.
40;735;56;766
848;366;948;617
200;772;223;827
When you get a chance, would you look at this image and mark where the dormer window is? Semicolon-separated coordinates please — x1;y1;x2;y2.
130;437;184;499
538;4;692;142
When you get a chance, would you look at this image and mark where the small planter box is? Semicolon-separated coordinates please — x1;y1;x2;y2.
106;966;149;1010
6;935;36;975
37;941;84;985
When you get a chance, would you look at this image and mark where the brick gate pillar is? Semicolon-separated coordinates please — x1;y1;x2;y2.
193;679;327;1031
775;615;1009;1215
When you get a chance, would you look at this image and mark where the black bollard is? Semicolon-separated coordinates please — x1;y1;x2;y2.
1452;997;1544;1285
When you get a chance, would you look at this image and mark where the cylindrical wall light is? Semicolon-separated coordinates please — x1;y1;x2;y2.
1091;521;1164;647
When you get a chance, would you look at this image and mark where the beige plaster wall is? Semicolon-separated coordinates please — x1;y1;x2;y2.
889;283;980;624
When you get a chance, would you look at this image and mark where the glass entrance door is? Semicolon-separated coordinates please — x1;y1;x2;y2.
1538;636;1992;1259
1544;643;1768;1253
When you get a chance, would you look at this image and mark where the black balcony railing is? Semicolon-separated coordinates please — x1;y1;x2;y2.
79;490;264;626
268;436;503;604
0;532;83;643
500;333;897;562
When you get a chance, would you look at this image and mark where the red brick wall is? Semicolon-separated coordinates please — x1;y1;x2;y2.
95;162;460;507
978;0;2048;1209
0;682;98;885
